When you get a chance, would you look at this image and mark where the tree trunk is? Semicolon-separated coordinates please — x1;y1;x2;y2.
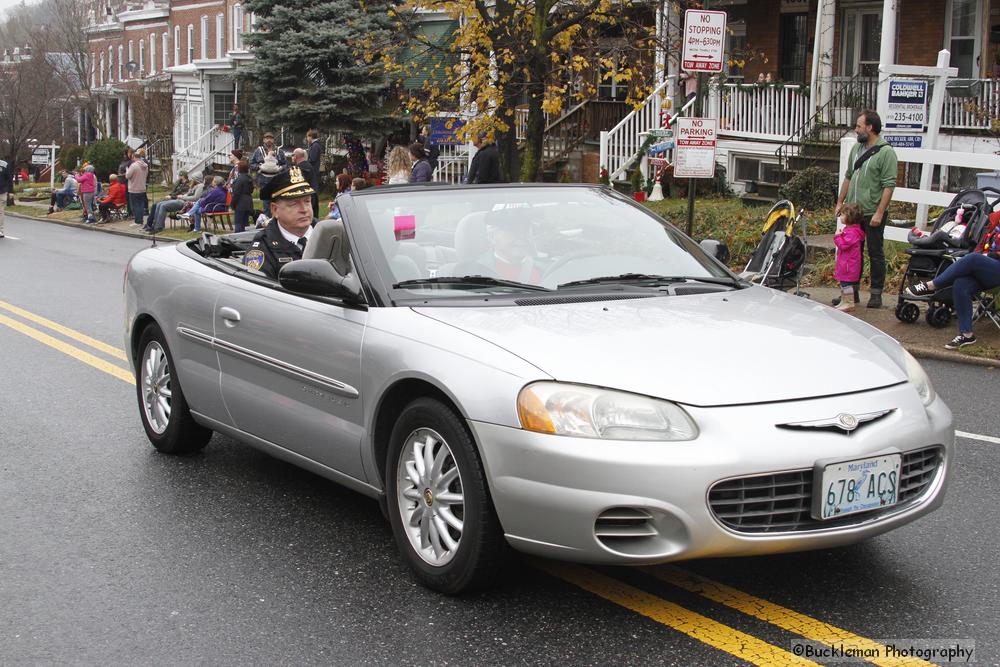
520;50;548;182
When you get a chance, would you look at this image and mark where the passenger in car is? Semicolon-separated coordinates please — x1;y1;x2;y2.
242;166;317;280
486;207;541;283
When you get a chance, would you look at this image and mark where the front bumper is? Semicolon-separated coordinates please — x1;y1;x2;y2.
471;383;953;564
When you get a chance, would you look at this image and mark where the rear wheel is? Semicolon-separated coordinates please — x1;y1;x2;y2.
925;303;952;328
895;302;920;324
135;323;212;454
386;397;506;594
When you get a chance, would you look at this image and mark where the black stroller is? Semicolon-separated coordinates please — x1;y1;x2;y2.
739;200;808;296
894;187;1000;327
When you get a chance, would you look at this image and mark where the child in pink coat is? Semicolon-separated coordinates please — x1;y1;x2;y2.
834;203;865;312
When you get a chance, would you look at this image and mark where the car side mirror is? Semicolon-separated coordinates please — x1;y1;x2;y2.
278;259;365;304
700;239;730;265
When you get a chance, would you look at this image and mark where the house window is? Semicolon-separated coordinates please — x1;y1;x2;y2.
734;156;781;184
725;20;747;80
597;51;628;102
232;4;244;50
98;54;104;86
127;41;134;77
174;26;180;66
200;16;208;59
149;34;155;74
946;0;982;78
841;7;882;78
162;32;169;71
138;39;145;75
213;91;235;126
216;14;224;56
117;45;123;80
107;46;113;81
187;25;195;63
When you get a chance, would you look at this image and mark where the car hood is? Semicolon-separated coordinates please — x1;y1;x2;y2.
412;287;908;406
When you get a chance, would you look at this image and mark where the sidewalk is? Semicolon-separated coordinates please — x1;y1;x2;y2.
12;199;196;241
8;202;999;367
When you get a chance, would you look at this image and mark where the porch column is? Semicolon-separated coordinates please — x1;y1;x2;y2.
876;0;899;116
105;99;112;137
127;97;134;138
817;0;835;119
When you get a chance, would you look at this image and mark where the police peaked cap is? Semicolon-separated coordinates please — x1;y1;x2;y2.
261;166;315;201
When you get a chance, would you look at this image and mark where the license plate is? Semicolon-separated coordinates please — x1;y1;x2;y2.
813;454;901;520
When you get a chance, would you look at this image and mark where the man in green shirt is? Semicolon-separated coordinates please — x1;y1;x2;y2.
834;110;898;309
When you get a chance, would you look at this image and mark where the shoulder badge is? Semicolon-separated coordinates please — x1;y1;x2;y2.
289;167;305;184
244;249;265;271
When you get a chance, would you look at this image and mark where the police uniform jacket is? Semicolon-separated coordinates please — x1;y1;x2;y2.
243;218;315;280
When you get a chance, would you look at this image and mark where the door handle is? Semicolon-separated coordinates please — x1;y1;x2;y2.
219;306;241;326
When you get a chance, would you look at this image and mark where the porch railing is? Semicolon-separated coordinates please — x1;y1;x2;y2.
433;142;471;185
172;124;235;179
717;83;812;141
599;77;673;182
942;78;999;130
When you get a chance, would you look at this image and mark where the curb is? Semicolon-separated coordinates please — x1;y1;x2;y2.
9;209;182;243
904;344;1000;369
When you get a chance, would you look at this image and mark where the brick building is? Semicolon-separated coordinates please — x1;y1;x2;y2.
87;0;254;176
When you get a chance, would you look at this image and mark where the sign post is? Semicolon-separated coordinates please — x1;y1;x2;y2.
680;8;725;236
31;143;59;191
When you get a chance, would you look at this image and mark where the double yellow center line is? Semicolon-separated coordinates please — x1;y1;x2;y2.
0;299;134;385
0;299;937;666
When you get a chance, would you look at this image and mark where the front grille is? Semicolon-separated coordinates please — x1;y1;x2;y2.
708;446;943;534
594;507;658;550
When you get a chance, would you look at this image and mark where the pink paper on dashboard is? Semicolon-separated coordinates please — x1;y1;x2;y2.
394;215;416;240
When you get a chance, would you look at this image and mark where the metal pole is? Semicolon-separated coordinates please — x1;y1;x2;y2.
685;73;703;238
50;144;56;192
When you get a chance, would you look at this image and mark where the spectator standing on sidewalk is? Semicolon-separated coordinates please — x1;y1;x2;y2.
125;149;149;229
409;143;432;183
417;124;439;174
0;157;13;239
466;134;500;184
307;130;322;216
386;146;410;184
230;104;245;150
230;159;254;233
291;149;316;214
76;165;97;223
834;110;898;309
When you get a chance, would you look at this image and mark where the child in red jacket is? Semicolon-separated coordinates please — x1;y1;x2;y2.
834;203;866;312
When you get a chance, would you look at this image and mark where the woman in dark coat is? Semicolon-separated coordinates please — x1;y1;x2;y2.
408;143;433;183
230;159;255;233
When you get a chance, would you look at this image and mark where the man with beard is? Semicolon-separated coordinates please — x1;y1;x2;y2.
834;110;898;309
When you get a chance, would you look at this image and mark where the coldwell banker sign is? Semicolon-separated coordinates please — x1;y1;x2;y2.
885;78;928;148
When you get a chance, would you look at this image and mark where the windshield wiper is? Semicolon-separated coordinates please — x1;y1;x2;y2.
393;275;552;291
558;274;744;289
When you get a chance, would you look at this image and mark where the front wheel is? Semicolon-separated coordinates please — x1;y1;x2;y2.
386;397;506;594
135;323;212;454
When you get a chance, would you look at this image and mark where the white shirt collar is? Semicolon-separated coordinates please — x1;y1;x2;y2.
277;221;312;245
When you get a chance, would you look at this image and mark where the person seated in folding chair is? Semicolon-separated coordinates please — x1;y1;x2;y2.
96;174;127;224
905;216;1000;350
188;176;228;233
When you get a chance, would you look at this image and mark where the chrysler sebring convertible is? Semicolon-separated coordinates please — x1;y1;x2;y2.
124;184;953;593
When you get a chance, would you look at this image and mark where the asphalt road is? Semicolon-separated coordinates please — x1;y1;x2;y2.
1;212;998;666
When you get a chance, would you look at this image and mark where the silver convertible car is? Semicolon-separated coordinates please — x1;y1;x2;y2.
124;184;953;593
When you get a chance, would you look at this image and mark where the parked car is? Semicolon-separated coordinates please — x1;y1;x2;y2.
124;184;953;594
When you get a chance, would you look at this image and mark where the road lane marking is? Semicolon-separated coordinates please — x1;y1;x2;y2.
0;299;127;361
537;562;820;666
0;313;134;385
643;565;936;667
956;430;1000;445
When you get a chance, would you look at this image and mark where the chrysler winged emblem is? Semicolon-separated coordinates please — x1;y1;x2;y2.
777;409;894;435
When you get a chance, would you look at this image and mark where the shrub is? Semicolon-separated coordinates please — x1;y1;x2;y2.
778;166;838;211
83;138;128;180
59;144;86;171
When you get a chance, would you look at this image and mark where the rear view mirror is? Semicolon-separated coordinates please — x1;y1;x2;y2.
700;239;730;264
279;259;365;304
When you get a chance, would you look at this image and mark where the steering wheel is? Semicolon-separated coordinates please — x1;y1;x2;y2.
540;250;605;280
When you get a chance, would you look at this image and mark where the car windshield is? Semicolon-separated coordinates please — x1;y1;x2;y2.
354;186;730;297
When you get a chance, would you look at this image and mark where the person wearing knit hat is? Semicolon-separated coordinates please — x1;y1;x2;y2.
242;165;317;280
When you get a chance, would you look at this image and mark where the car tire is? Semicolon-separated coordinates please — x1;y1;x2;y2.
386;397;506;594
135;323;212;455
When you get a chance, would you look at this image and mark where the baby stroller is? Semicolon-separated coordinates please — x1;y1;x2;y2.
739;200;808;296
894;187;1000;327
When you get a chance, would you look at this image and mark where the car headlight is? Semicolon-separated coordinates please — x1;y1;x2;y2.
517;382;698;441
902;349;936;407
